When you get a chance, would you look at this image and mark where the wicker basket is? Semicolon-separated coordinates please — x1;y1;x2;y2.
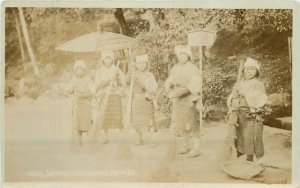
221;160;265;180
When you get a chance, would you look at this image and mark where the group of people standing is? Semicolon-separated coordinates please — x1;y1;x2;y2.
66;49;161;148
66;44;268;162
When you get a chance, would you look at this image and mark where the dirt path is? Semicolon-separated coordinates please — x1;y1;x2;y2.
4;98;292;183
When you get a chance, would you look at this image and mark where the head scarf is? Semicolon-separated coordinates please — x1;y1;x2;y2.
244;57;260;72
100;50;114;63
74;60;86;71
174;45;192;58
135;54;149;70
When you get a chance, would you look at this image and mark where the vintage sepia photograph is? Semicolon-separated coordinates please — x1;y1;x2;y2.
3;4;293;185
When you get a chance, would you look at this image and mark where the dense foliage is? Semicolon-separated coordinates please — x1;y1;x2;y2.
5;8;292;117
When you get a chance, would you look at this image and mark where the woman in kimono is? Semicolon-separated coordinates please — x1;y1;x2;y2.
227;57;268;164
66;60;93;147
127;54;158;145
165;45;202;158
93;50;126;144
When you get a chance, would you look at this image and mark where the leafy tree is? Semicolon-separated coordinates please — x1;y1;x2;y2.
5;8;292;117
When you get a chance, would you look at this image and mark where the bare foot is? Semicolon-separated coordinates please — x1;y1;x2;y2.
177;148;190;155
186;150;201;158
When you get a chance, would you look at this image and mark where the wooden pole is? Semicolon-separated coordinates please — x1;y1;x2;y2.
13;10;26;71
237;59;244;83
89;61;121;145
225;58;245;161
288;37;292;75
18;7;40;76
125;44;134;129
198;46;203;136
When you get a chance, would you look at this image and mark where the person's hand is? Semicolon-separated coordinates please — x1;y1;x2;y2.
232;83;241;94
195;100;202;111
130;63;136;70
98;80;109;88
167;91;176;99
250;107;262;114
231;90;239;99
250;108;256;113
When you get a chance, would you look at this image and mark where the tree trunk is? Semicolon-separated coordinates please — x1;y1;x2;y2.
18;7;40;76
114;8;128;36
288;37;292;74
13;9;27;72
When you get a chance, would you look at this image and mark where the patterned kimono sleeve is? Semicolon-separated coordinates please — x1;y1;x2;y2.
144;73;158;95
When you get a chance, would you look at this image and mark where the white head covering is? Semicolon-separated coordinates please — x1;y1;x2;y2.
174;45;192;58
100;50;114;62
136;54;149;63
244;57;260;72
74;60;86;71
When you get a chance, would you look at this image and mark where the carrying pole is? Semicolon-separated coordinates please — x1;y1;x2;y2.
125;43;134;129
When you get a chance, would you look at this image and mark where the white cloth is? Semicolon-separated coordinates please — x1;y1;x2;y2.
191;138;201;151
100;50;114;62
174;45;192;58
179;136;189;149
228;78;268;109
136;54;149;63
244;57;260;72
188;75;201;95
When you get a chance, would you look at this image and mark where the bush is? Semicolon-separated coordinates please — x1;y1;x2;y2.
157;86;172;116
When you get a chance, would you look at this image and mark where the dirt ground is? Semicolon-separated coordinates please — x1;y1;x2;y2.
4;97;292;183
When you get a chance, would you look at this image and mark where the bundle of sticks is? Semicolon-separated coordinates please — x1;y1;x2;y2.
225;58;245;161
